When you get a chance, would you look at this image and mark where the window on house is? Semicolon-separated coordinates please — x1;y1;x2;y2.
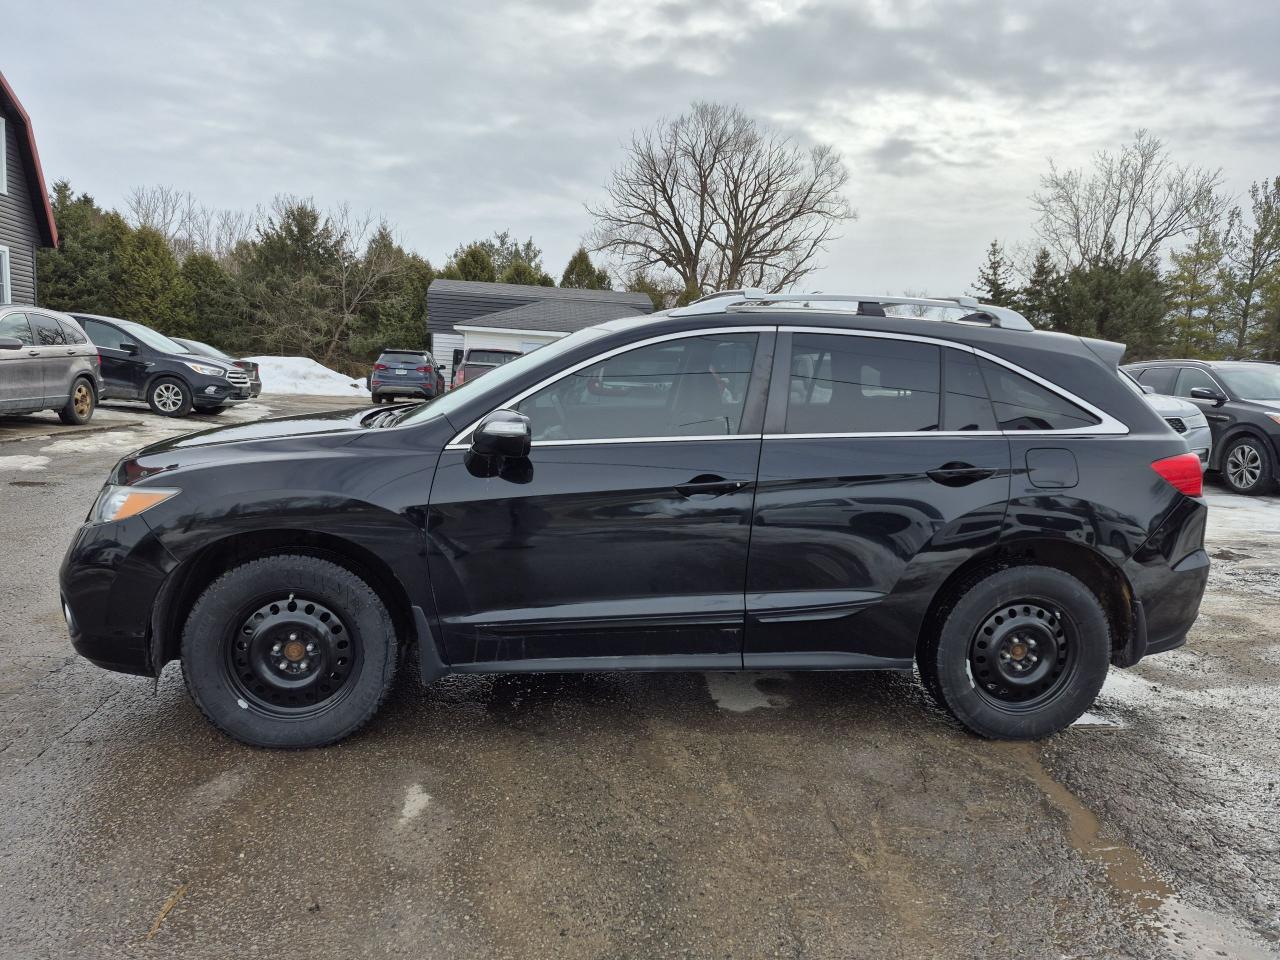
0;247;11;305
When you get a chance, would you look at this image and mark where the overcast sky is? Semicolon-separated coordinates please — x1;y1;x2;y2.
7;0;1279;296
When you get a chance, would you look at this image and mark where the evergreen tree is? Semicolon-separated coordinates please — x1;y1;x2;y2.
111;226;193;333
36;181;129;314
973;239;1017;306
1016;248;1061;330
1165;223;1227;357
181;252;245;349
625;269;670;311
1222;177;1280;356
1052;256;1170;360
440;244;497;282
499;259;554;286
560;247;611;290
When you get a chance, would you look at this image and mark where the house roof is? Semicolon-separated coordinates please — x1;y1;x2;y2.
0;72;57;248
457;298;649;335
427;278;652;335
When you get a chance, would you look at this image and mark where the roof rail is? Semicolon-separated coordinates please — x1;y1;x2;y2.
672;291;1034;331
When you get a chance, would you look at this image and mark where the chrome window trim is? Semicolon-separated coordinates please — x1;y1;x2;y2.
445;325;775;449
776;325;1127;437
444;323;1129;450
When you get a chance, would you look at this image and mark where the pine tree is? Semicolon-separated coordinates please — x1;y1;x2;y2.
1165;222;1226;357
1016;248;1061;329
111;226;193;333
36;181;129;314
560;247;611;289
181;252;244;347
440;244;497;283
973;239;1017;306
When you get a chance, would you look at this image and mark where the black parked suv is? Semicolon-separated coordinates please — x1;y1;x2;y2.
75;314;253;417
1125;359;1280;495
61;292;1209;748
369;349;445;403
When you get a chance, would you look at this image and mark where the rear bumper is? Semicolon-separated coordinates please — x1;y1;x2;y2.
59;516;176;676
1115;496;1209;667
372;383;436;399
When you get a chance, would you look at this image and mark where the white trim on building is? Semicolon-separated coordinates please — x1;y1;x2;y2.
0;246;11;304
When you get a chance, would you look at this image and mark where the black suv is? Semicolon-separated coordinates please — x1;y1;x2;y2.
74;314;253;417
369;349;445;403
61;292;1208;748
1125;359;1280;495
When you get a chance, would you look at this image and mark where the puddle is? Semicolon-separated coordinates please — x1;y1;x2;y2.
1005;743;1275;958
704;672;792;712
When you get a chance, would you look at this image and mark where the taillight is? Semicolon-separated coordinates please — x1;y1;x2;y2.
453;368;465;387
373;363;388;371
95;350;102;368
1151;453;1202;497
415;365;429;373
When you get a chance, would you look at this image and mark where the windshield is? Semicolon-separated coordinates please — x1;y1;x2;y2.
114;318;189;354
397;326;610;426
184;339;232;360
1217;364;1280;401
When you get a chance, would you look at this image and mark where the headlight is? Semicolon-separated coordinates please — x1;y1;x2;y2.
183;361;226;377
1267;413;1280;427
90;485;180;523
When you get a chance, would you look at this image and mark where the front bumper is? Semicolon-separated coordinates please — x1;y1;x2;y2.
59;516;177;676
1115;495;1210;666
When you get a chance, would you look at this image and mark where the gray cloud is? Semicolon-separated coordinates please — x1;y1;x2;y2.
6;0;1279;295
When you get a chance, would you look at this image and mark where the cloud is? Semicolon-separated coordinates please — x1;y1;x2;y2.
5;0;1279;295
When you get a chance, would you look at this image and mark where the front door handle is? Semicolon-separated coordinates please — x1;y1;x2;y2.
675;474;750;498
27;349;39;357
927;462;995;487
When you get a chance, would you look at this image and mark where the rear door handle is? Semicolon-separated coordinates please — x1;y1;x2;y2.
927;462;995;487
27;350;39;357
675;474;750;498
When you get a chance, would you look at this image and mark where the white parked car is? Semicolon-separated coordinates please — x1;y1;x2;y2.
1121;371;1212;469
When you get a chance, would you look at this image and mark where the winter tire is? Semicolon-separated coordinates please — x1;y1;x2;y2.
181;554;398;748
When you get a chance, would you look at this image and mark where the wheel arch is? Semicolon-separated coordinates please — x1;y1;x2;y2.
916;538;1135;667
151;528;418;672
1210;423;1275;472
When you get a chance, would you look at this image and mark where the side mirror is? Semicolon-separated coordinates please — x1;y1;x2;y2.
437;364;445;372
120;341;139;355
1140;383;1155;395
1188;386;1226;406
0;337;23;351
471;409;531;459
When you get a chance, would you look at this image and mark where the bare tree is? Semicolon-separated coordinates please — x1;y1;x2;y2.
1222;177;1280;354
587;102;855;295
1032;130;1226;269
125;185;262;263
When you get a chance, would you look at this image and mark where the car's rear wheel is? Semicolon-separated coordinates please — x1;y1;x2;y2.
181;554;398;748
1220;436;1272;495
919;565;1111;739
148;377;193;417
58;377;96;425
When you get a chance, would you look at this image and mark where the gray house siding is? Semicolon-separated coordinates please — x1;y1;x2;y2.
0;108;39;305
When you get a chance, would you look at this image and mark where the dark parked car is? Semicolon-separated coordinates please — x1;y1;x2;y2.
451;347;522;389
0;306;102;424
61;292;1208;748
74;314;253;417
172;337;262;398
369;349;444;403
1125;359;1280;495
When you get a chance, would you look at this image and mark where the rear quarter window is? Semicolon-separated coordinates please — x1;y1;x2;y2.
978;358;1100;431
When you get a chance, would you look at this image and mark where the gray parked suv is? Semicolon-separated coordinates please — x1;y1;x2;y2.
0;307;102;424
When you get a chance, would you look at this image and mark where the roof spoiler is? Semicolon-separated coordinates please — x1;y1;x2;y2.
1079;337;1126;368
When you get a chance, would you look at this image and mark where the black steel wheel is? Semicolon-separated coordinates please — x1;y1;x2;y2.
182;554;397;748
224;595;360;716
968;600;1078;709
919;565;1110;739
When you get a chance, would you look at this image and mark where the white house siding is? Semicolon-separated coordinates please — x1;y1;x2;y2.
429;332;464;387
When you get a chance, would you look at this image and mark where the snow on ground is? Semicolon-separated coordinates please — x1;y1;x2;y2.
1203;489;1280;541
0;455;50;472
249;356;370;397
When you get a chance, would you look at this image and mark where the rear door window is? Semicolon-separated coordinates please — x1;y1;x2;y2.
978;358;1100;431
784;333;940;434
942;349;997;431
79;318;122;348
0;312;33;345
57;318;88;344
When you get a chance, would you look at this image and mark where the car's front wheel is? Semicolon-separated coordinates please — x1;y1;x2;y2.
1220;435;1273;495
919;565;1111;739
181;554;398;748
147;377;193;417
58;377;96;425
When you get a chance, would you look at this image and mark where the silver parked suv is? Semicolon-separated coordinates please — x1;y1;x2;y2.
0;306;102;424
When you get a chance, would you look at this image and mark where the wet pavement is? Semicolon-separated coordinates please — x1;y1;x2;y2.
0;397;1276;959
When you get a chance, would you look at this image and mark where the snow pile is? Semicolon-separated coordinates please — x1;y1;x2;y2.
247;357;370;397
